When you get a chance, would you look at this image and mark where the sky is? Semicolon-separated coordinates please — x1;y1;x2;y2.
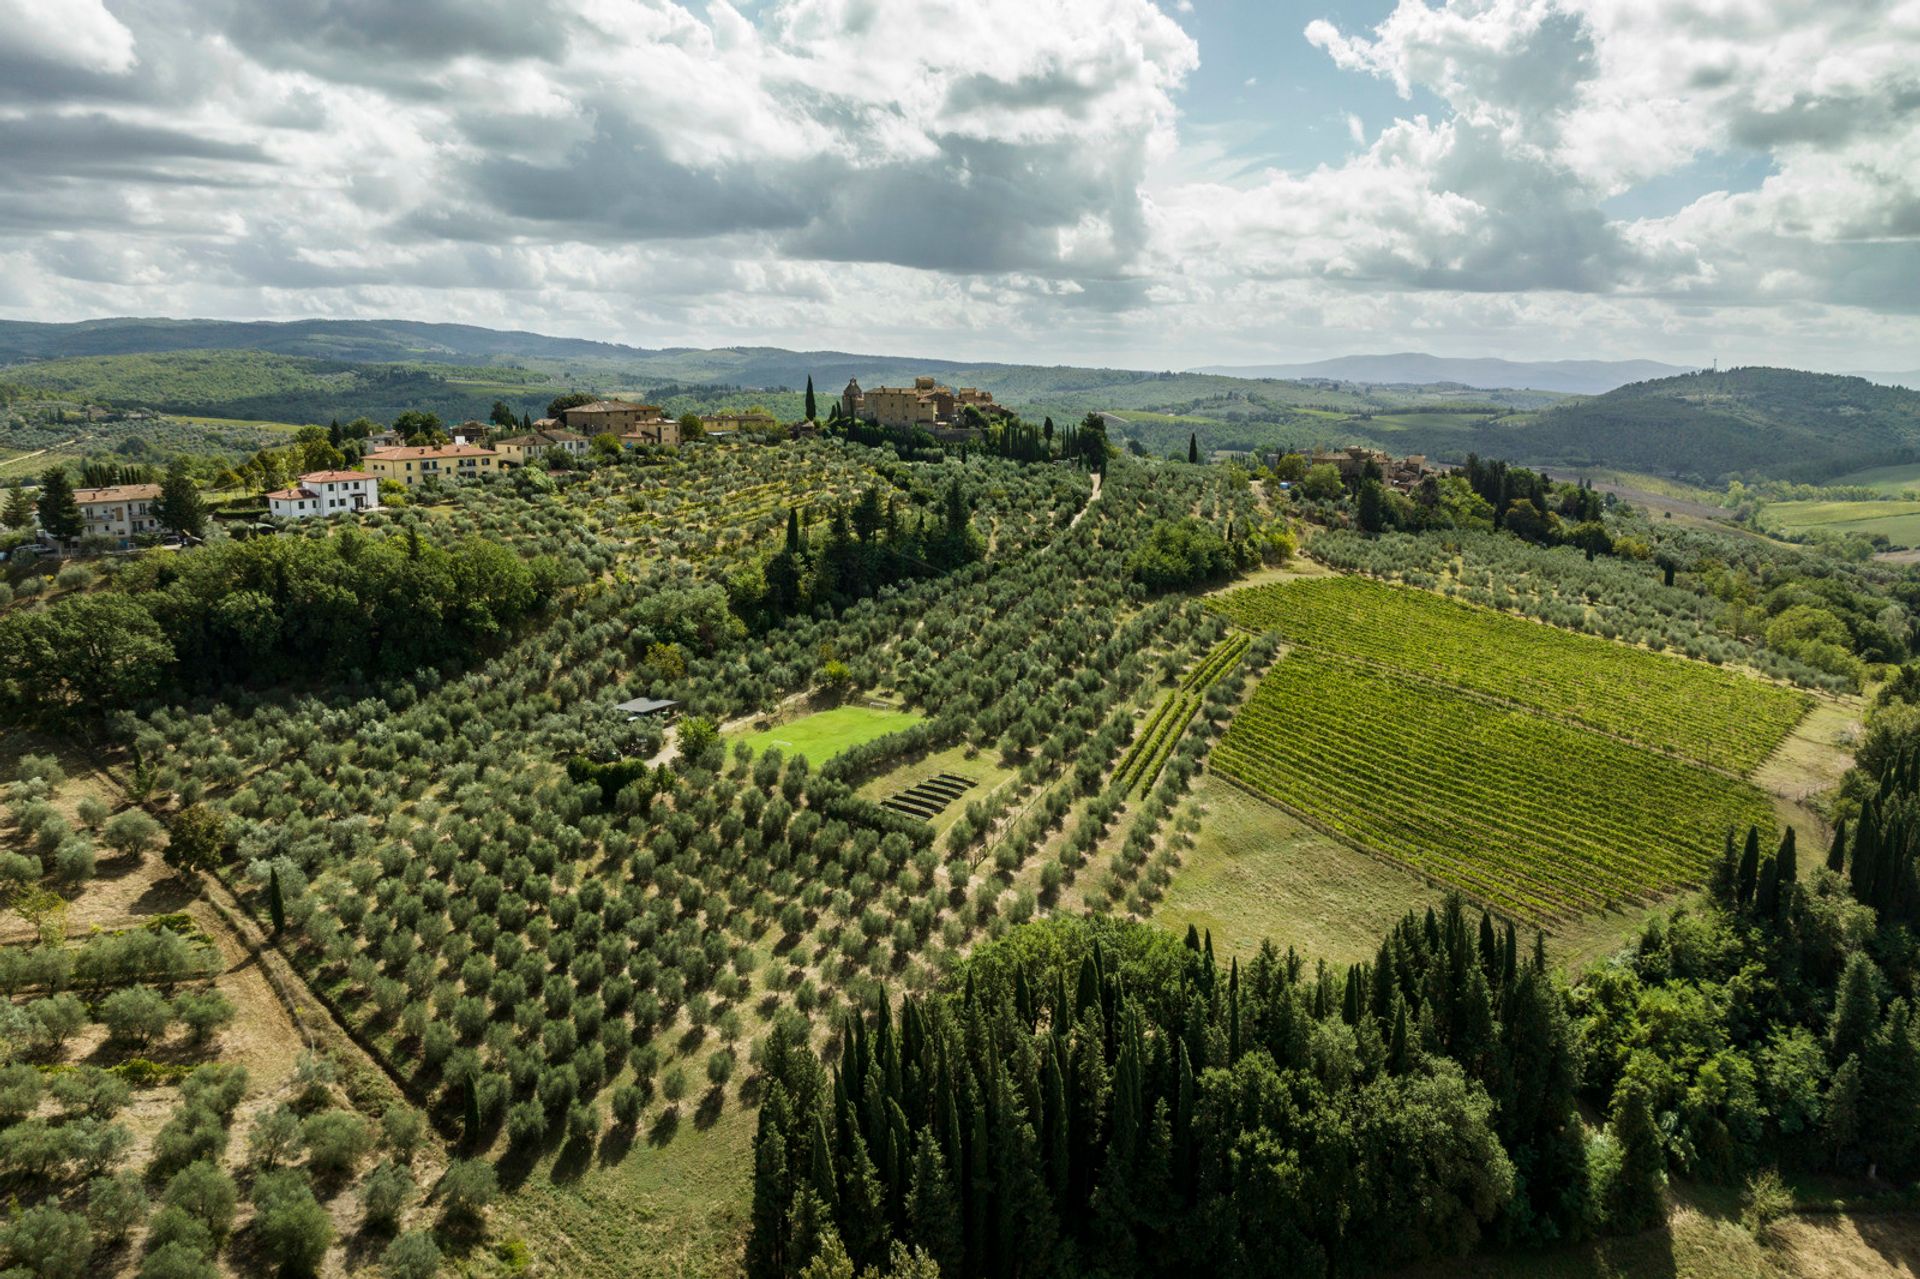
1;0;1917;371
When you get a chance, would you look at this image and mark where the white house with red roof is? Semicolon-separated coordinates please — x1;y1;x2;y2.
267;470;381;520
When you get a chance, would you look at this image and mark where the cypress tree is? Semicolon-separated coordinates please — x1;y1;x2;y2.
1830;953;1880;1067
808;1113;839;1217
907;1131;962;1277
1825;1054;1864;1170
786;509;802;554
35;466;83;544
805;376;818;422
1228;957;1241;1062
269;866;285;935
1387;997;1411;1075
1;479;32;531
1607;1082;1666;1232
154;455;207;533
1867;1000;1920;1173
1736;827;1760;908
1754;855;1780;920
464;1083;483;1151
746;1087;793;1279
1188;433;1199;464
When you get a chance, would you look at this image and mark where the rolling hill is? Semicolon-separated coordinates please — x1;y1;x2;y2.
1194;352;1695;394
1472;367;1920;483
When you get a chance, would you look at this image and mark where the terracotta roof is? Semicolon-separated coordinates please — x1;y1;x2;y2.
365;444;497;460
73;484;161;504
266;487;317;501
498;430;587;447
299;470;373;483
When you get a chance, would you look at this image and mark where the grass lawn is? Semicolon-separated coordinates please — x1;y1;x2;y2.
1830;461;1920;495
731;704;923;764
493;1102;756;1279
1157;776;1662;972
1765;498;1920;547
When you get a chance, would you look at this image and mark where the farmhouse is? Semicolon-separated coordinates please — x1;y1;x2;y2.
562;400;666;435
1311;446;1432;492
266;469;380;520
840;376;999;430
701;411;778;435
363;443;498;487
620;420;682;449
494;429;589;465
71;483;162;549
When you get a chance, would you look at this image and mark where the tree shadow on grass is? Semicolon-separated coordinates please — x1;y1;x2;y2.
693;1086;726;1131
647;1105;680;1148
493;1136;543;1193
550;1133;593;1184
596;1124;636;1168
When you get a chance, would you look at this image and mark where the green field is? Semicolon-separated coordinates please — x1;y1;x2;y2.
1213;650;1779;921
731;704;923;763
1209;575;1811;773
1829;461;1920;495
1764;497;1920;545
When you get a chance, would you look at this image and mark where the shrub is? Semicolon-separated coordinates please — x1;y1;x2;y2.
380;1106;425;1163
30;994;89;1054
301;1110;372;1180
438;1159;496;1226
52;834;97;886
87;1170;148;1243
149;1105;227;1178
139;1241;218;1279
248;1104;301;1170
160;1160;237;1241
2;1203;93;1279
174;990;235;1046
102;809;164;860
250;1169;333;1277
100;986;172;1047
13;754;64;786
0;1062;42;1121
381;1230;442;1279
360;1159;413;1233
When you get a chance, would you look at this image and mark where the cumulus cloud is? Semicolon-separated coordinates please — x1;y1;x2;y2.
0;0;1914;367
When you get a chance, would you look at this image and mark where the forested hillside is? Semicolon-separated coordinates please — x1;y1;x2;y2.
1480;368;1920;484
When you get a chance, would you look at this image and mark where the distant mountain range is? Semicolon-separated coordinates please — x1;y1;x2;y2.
1192;353;1699;395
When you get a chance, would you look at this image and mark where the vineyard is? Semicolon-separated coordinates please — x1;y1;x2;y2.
1212;650;1779;921
1209;575;1811;774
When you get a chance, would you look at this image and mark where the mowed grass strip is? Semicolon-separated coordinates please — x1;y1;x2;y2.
731;704;923;763
1211;651;1778;922
1209;575;1810;774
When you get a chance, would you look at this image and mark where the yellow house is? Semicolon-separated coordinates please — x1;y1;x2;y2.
364;443;498;487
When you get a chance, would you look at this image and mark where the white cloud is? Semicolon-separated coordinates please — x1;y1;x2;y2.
0;0;136;74
0;0;1914;368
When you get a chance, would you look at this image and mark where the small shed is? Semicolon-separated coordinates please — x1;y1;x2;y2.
615;696;682;722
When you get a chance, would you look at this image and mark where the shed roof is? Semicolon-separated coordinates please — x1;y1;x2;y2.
614;697;681;715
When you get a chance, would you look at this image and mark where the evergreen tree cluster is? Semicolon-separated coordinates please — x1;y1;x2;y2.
1586;811;1920;1186
749;904;1592;1279
1825;747;1920;923
733;481;983;628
